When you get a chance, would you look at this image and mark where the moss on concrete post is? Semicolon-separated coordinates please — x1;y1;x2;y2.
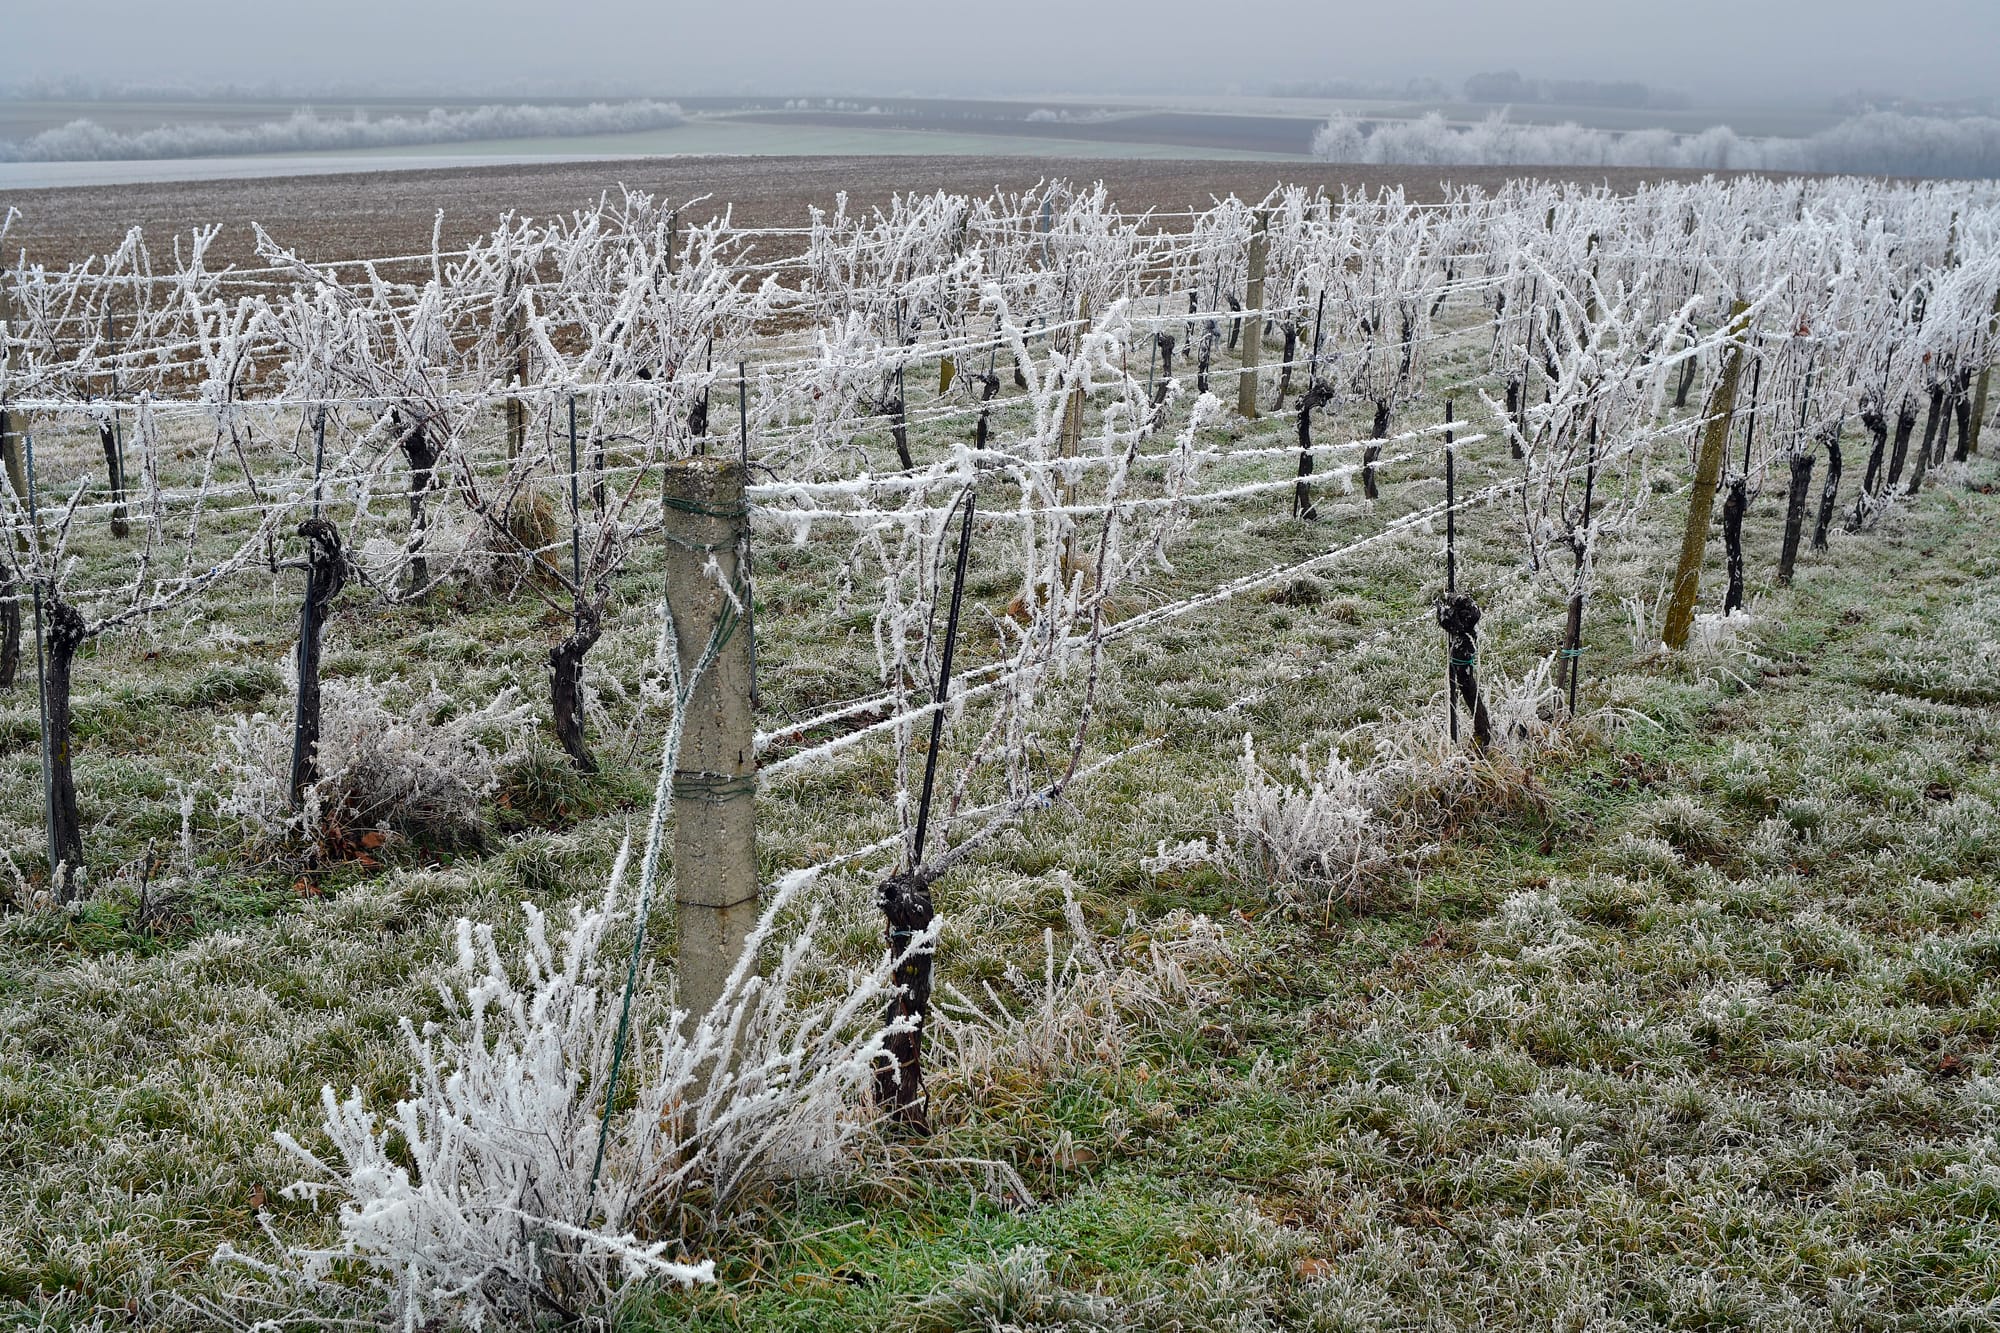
1664;301;1751;651
661;457;760;1022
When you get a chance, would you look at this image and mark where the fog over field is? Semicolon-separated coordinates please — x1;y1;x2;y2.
8;0;1998;104
5;0;1997;183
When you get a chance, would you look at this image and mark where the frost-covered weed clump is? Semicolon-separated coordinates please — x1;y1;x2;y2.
1214;733;1391;911
1177;691;1574;914
215;672;537;852
934;893;1233;1104
225;861;898;1329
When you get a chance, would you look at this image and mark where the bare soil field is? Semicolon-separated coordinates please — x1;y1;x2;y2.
3;154;1750;269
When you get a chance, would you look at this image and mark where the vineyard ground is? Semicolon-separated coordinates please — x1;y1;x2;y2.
3;154;1780;270
2;177;1998;1328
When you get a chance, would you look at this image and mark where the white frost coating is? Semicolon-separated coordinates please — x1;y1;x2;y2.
224;862;905;1328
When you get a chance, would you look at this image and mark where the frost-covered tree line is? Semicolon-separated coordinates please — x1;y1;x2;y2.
0;99;688;163
1312;108;2000;179
1;174;1997;1325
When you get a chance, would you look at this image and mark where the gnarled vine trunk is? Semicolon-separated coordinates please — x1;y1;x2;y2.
1776;452;1816;586
972;370;1001;450
0;567;18;689
874;871;934;1133
1675;350;1699;409
1293;383;1334;521
289;518;348;806
1437;595;1491;747
98;418;130;538
1906;383;1944;494
1362;399;1390;501
1952;373;1974;462
1273;324;1299;409
1884;396;1918;490
43;595;87;898
1812;433;1843;553
550;606;604;773
1721;477;1748;614
399;416;439;599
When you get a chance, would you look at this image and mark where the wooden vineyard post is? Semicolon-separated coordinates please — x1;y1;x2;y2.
1663;301;1751;651
1969;283;2000;456
1060;296;1089;585
661;457;759;1023
1237;209;1269;420
505;294;528;460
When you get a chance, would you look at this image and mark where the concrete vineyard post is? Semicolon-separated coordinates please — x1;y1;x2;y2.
661;458;759;1023
0;287;25;511
0;288;21;689
1664;300;1752;651
1237;210;1269;420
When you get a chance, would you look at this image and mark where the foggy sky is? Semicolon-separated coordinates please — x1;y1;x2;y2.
9;0;1998;105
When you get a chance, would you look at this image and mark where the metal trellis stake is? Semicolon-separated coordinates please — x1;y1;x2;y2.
913;491;976;867
567;393;583;597
1443;401;1458;742
739;362;758;709
26;433;56;881
877;486;975;1134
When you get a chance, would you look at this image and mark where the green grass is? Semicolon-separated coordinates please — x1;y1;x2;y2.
1;318;1997;1329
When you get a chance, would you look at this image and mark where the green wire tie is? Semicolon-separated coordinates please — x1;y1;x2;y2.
661;493;750;520
671;769;759;802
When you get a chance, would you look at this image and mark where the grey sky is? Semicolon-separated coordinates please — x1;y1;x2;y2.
9;0;1997;104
